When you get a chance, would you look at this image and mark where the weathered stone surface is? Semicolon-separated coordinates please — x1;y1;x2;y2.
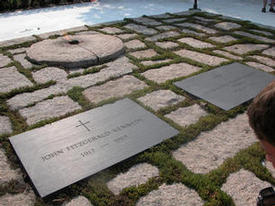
178;37;215;48
138;90;185;111
32;67;67;84
0;36;36;48
262;47;275;57
13;53;34;69
83;75;147;104
215;22;241;30
0;66;33;93
124;24;158;35
0;190;36;206
250;55;275;67
68;68;85;75
27;34;124;69
175;49;228;66
213;50;243;60
19;96;81;125
194;16;216;22
155;41;178;49
145;31;180;42
0;116;13;135
265;161;275;179
116;33;138;40
7;57;135;110
163;18;186;23
250;29;273;36
8;47;27;55
63;196;93;206
0;54;12;68
0;148;22;185
173;114;258;173
224;44;269;55
165;104;207;127
151;13;172;19
245;61;274;72
181;28;207;37
234;31;275;43
141;59;172;66
142;62;201;84
124;39;146;49
209;35;237;43
136;183;204;206
221;169;272;206
156;25;177;31
129;49;158;59
99;27;124;34
176;23;217;34
132;17;162;26
107;163;159;195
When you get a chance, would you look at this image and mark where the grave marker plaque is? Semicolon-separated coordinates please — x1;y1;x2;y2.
10;98;178;197
174;63;274;110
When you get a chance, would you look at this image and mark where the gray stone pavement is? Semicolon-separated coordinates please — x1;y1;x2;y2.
0;10;274;206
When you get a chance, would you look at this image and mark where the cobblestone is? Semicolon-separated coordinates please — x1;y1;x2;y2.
116;33;138;40
0;54;12;68
249;55;275;67
213;50;243;60
141;59;172;66
162;18;186;23
250;29;273;36
129;49;158;59
209;35;237;43
124;39;146;49
0;36;36;48
262;47;275;57
181;28;207;37
151;13;172;19
178;37;215;48
234;31;275;43
132;17;162;26
145;31;180;42
13;53;34;69
155;41;178;49
63;196;93;206
0;115;13;135
245;61;274;72
156;25;177;31
8;47;27;55
124;24;158;35
99;27;124;34
177;23;217;34
224;44;269;55
215;22;241;30
0;190;36;206
32;67;67;84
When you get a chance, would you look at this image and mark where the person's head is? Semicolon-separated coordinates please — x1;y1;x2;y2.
247;80;275;167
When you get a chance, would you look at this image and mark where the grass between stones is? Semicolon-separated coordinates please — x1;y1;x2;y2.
0;11;274;206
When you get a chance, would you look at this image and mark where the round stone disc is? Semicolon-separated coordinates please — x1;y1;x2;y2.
26;34;125;69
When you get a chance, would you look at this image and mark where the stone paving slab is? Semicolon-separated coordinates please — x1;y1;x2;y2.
136;183;204;206
8;47;27;55
38;26;88;39
132;17;162;26
142;62;201;84
156;25;177;31
221;169;272;206
124;39;146;49
129;49;158;59
116;33;138;40
19;96;81;125
13;53;34;69
176;23;217;34
0;116;13;135
209;35;237;43
0;36;36;48
0;54;12;68
249;55;275;67
155;41;179;49
141;59;172;66
233;31;275;43
63;196;93;206
145;31;181;42
138;90;185;111
224;44;269;55
0;66;33;93
245;61;274;72
32;67;68;84
162;18;186;23
0;190;36;206
175;49;228;66
172;114;258;174
181;28;207;37
250;29;273;37
165;104;207;127
178;37;215;49
99;27;124;34
194;16;216;22
262;47;275;57
215;22;241;30
124;24;158;35
83;75;148;104
212;50;243;60
151;13;172;19
265;161;275;179
107;163;159;195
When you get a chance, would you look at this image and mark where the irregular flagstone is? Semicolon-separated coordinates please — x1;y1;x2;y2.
262;47;275;57
234;31;275;43
107;163;159;195
99;27;124;34
124;39;146;49
141;59;172;66
151;13;172;19
138;90;185;111
145;31;180;42
250;29;273;37
173;114;258;174
0;116;13;135
83;75;148;104
63;196;93;206
221;169;272;206
0;66;33;93
7;57;136;110
215;22;241;30
209;35;237;43
0;190;36;206
250;55;275;67
129;49;158;59
175;49;228;66
32;67;68;84
19;96;81;125
155;41;179;49
13;53;34;69
245;61;274;72
178;37;215;49
194;16;216;22
8;47;27;55
124;23;158;35
116;33;138;40
132;17;162;26
162;18;186;23
142;62;201;84
165;104;207;127
181;28;207;37
213;50;243;60
224;44;269;55
156;25;177;31
0;54;12;68
136;183;204;206
176;23;217;34
0;148;22;185
0;36;36;48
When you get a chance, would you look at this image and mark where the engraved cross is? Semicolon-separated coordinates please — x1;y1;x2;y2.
76;120;90;131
